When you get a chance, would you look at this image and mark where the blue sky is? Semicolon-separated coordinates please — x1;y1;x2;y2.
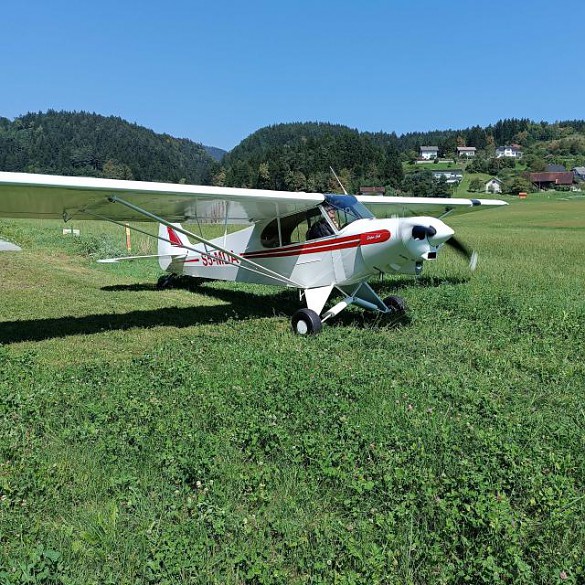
2;0;584;151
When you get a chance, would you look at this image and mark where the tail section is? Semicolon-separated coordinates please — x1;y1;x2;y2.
158;223;191;271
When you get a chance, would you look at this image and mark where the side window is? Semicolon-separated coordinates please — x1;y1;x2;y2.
260;208;322;248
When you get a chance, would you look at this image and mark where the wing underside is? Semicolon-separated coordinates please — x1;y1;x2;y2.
357;195;508;219
0;172;508;225
0;172;325;224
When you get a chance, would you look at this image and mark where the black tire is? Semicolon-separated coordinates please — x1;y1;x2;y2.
383;295;407;314
157;274;176;290
291;308;322;335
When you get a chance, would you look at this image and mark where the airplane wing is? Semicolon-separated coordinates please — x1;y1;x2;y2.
0;172;325;224
357;195;508;219
0;239;21;252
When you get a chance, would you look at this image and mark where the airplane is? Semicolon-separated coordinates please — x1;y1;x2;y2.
0;171;507;334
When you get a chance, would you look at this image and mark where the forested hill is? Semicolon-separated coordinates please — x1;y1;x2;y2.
221;122;404;194
0;111;220;184
3;113;585;194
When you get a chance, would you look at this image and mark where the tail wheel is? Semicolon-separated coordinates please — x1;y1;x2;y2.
383;295;407;314
291;308;322;335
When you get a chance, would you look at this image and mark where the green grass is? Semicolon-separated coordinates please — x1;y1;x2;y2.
0;200;584;584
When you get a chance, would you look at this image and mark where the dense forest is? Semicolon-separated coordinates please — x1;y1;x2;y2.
1;111;585;196
220;122;404;193
0;111;220;184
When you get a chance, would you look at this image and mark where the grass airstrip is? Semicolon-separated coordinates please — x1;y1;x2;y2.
0;193;584;584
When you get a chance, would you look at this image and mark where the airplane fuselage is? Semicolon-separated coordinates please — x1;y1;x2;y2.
161;215;453;289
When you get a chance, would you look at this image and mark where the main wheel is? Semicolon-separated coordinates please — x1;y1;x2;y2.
291;308;322;335
383;295;407;314
157;274;177;289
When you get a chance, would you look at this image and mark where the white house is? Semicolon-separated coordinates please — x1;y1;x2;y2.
572;167;585;182
432;169;463;184
496;145;523;158
420;146;439;160
485;177;503;194
457;146;476;158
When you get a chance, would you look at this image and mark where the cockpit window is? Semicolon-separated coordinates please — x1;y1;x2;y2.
259;194;373;248
324;194;374;227
260;207;322;248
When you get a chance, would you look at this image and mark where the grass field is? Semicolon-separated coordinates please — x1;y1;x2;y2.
1;197;584;584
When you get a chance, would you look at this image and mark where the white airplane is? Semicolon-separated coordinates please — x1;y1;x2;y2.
0;171;507;334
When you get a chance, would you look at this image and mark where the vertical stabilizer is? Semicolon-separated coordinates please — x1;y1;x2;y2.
158;223;191;270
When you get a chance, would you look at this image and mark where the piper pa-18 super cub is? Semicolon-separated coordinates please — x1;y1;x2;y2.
0;171;507;334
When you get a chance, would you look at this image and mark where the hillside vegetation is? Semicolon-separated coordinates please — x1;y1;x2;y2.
221;122;404;194
2;112;585;198
218;118;585;196
0;111;219;184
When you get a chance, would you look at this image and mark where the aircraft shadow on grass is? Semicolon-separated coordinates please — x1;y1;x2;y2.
0;275;470;344
0;287;293;345
371;275;470;292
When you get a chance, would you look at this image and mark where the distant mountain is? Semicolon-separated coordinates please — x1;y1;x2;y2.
204;145;227;162
0;110;220;185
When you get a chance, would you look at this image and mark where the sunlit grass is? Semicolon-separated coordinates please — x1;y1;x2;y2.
1;198;584;583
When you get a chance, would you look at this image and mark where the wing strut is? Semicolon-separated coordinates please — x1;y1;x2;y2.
105;196;303;288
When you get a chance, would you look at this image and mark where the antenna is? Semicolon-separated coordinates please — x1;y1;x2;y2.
330;166;348;195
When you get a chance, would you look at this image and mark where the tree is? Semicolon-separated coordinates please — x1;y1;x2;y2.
212;167;226;187
102;159;134;180
434;175;452;197
284;170;307;192
402;170;435;197
257;162;271;188
524;155;546;172
468;178;483;193
467;157;489;174
503;176;532;195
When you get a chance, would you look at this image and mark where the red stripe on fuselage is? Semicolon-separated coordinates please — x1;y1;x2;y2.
242;229;390;260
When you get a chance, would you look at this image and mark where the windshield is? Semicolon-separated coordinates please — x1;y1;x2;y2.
324;194;374;227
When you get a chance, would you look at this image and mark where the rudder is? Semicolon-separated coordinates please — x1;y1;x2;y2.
158;223;191;270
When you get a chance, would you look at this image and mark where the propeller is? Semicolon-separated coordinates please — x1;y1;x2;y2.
402;219;477;272
445;236;478;271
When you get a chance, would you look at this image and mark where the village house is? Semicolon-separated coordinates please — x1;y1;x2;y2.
572;167;585;182
545;164;566;172
456;146;476;158
529;172;574;190
359;186;386;196
432;169;463;184
495;145;523;158
484;177;503;194
420;146;439;160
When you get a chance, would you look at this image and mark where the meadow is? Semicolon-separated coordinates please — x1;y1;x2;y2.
0;194;584;584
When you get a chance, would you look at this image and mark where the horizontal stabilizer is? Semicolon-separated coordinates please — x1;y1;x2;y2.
0;239;21;252
97;253;187;264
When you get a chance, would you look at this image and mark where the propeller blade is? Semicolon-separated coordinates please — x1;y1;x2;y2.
445;237;478;271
